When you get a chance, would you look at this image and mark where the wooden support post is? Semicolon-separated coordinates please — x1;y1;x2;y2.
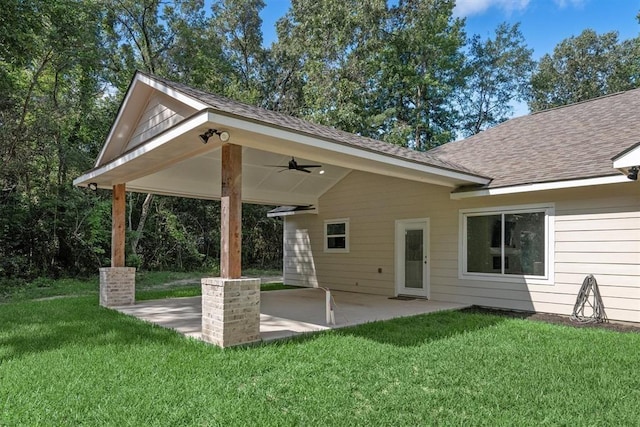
111;183;126;268
220;144;242;279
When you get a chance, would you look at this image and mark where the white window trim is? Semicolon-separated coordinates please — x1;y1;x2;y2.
324;218;350;253
458;203;555;285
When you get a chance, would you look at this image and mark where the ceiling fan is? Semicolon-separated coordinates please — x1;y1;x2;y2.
267;157;322;173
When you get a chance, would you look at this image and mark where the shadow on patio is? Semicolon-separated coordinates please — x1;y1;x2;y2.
114;288;469;343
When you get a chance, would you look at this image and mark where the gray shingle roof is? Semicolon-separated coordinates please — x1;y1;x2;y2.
145;72;638;189
143;73;484;177
430;89;640;189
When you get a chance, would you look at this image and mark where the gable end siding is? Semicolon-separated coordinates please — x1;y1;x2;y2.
124;92;197;152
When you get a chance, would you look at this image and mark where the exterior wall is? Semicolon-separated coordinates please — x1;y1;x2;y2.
283;171;640;322
124;92;196;152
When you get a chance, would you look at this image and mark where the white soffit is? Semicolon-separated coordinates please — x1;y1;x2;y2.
202;110;489;188
125;148;350;205
74;111;216;188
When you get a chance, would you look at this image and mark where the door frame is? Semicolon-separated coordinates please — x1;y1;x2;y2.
395;218;430;298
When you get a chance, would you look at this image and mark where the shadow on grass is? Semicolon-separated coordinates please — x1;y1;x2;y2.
267;309;509;348
0;297;193;362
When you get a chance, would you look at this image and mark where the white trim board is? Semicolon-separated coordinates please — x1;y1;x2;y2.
450;175;631;199
612;141;640;169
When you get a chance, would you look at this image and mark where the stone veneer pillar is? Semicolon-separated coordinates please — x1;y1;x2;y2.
201;277;261;347
99;267;136;307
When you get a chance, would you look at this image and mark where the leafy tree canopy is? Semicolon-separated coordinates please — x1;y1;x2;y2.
529;29;640;111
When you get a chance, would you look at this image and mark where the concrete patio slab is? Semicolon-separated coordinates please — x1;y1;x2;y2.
114;288;469;342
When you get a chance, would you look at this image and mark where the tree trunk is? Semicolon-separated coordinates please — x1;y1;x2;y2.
130;193;154;257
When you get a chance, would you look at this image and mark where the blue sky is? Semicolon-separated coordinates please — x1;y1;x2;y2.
258;0;639;115
259;0;639;59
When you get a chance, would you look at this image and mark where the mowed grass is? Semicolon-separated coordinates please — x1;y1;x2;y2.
1;297;639;425
0;269;284;303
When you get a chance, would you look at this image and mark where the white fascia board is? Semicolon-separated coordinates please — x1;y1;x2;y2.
95;79;141;167
136;74;209;111
450;175;630;200
74;111;210;187
267;207;319;218
205;111;490;186
612;144;640;169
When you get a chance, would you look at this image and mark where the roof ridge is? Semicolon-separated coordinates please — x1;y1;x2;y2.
530;87;640;116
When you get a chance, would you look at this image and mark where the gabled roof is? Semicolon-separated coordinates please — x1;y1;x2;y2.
145;73;482;176
430;89;640;191
74;72;489;205
76;72;638;202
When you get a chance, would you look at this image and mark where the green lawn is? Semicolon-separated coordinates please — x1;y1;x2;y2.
1;296;639;425
0;269;285;303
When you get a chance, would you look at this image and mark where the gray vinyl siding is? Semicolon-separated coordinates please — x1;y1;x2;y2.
283;171;640;322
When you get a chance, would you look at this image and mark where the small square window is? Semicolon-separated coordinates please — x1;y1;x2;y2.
324;219;349;253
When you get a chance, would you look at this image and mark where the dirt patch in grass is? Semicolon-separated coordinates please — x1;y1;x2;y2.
462;306;640;334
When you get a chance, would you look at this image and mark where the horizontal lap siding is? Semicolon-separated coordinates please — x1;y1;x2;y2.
283;171;640;322
125;93;195;151
553;194;640;320
285;172;452;295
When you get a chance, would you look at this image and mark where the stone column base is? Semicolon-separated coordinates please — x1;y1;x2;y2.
201;277;261;347
99;267;136;307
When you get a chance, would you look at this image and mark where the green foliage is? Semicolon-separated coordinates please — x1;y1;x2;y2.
529;29;640;111
271;0;467;149
0;276;99;303
1;299;639;425
458;22;535;136
3;1;639;284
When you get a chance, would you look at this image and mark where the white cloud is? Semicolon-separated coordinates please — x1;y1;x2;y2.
553;0;586;9
453;0;530;17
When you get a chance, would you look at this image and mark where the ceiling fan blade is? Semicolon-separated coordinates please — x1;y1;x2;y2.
296;164;322;168
298;168;312;173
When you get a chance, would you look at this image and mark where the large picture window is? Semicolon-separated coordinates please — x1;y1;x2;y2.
461;205;553;282
324;219;349;253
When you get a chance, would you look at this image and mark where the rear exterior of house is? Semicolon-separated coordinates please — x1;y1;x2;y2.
75;72;640;331
284;170;640;323
283;90;640;324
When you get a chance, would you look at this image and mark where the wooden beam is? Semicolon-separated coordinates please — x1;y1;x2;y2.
111;183;126;267
220;144;242;279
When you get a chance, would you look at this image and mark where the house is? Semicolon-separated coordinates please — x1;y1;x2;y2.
75;72;639;346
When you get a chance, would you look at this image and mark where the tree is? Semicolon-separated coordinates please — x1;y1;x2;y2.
529;29;640;111
0;0;111;278
211;0;267;104
372;0;466;149
458;23;535;136
269;0;466;150
268;0;386;133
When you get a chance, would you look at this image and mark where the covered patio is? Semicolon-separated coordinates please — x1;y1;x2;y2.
74;72;488;347
114;287;469;342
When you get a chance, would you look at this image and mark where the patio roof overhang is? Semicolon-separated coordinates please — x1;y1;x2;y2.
73;72;491;206
73;107;490;205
